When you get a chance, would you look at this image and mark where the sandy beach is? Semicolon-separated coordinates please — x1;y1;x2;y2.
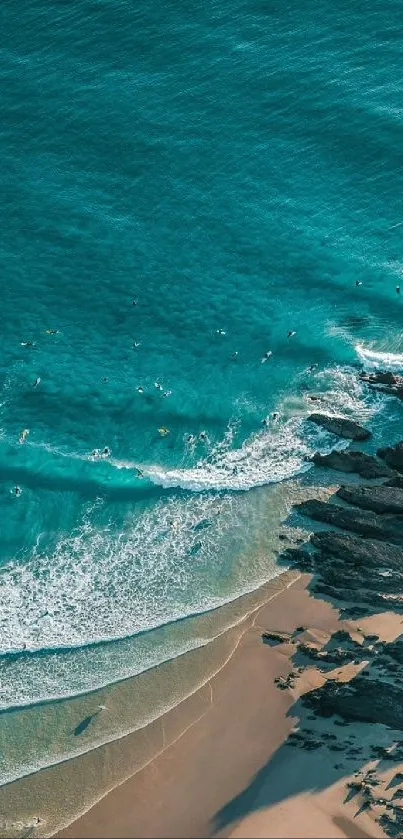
56;568;403;839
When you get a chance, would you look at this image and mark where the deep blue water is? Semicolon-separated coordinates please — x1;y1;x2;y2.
1;0;403;715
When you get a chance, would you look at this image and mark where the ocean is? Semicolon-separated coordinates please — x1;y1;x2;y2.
1;0;403;806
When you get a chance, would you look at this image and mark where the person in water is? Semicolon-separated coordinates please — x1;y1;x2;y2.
102;447;111;458
287;330;296;338
14;486;22;497
397;285;401;295
158;427;170;436
33;377;41;388
355;280;362;287
19;429;29;444
261;350;272;363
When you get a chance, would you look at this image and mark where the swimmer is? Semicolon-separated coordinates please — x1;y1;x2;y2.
187;434;196;445
158;427;170;436
216;329;226;336
199;431;207;441
355;280;362;287
102;447;111;458
13;486;22;497
307;364;318;373
272;412;279;420
397;285;401;295
33;377;41;388
132;299;138;306
137;386;144;393
261;350;273;363
154;382;163;390
102;377;109;383
287;331;296;338
19;429;29;444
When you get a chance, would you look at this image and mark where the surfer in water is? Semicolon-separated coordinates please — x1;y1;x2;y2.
33;377;41;388
19;429;29;444
287;330;296;339
261;350;272;363
397;285;401;295
355;280;362;287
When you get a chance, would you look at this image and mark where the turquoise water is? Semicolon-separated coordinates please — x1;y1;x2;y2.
1;0;403;734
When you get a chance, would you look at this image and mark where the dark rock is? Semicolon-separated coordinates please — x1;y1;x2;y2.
281;548;313;572
360;371;403;401
311;531;403;573
296;499;403;543
312;449;393;478
386;476;403;489
303;676;403;730
337;484;403;515
378;441;403;473
262;631;290;646
307;413;371;441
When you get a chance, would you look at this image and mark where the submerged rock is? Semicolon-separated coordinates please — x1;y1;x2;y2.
307;413;371;441
296;499;403;543
312;449;393;478
378;441;403;473
337;484;403;514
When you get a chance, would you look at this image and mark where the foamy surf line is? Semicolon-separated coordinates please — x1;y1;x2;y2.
356;343;403;372
113;418;336;492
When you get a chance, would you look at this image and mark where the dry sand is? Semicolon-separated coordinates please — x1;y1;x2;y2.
57;573;402;839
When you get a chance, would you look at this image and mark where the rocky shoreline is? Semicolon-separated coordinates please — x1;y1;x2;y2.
268;368;403;838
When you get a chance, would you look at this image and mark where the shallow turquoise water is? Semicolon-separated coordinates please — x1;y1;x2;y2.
1;0;403;729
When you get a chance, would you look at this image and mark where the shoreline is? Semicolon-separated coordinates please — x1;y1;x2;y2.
54;413;403;839
1;377;403;838
56;570;399;839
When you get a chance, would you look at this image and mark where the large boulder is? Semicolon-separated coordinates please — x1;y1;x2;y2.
296;499;403;543
311;531;403;572
337;484;403;514
308;413;371;441
312;449;393;478
378;441;403;473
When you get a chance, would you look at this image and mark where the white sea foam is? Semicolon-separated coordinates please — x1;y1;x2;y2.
355;343;403;372
0;363;381;710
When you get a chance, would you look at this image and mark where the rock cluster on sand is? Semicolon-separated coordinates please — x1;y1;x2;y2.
307;413;371;440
